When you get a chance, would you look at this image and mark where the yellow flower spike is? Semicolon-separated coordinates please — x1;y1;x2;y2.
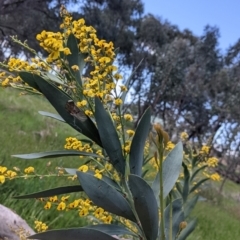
0;166;7;174
57;201;66;211
6;170;17;178
114;98;123;106
124;114;133;122
180;132;189;141
76;100;87;107
200;145;210;155
34;221;48;233
61;195;70;202
94;207;104;218
210;173;221;181
113;73;123;80
105;163;112;171
207;157;218;167
126;129;135;137
24;166;35;174
94;171;103;179
49;196;58;202
79;208;89;217
78;165;88;172
165;141;175;151
120;85;128;92
104;215;112;224
44;202;52;210
0;175;5;184
85;110;93;117
71;65;79;71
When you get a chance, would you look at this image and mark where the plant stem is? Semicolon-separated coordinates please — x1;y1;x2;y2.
159;145;165;240
123;179;147;240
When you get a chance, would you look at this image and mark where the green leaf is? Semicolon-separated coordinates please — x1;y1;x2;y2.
12;150;101;159
66;33;86;88
14;185;83;199
94;97;125;175
177;219;197;240
77;171;135;222
86;224;137;237
29;228;118;240
164;198;184;240
190;165;208;182
43;72;66;85
152;142;183;203
129;174;159;240
184;195;199;218
190;178;209;193
130;107;151;176
38;111;65;122
175;182;183;196
19;72;42;92
65;169;121;190
182;162;190;203
32;74;102;146
141;169;149;178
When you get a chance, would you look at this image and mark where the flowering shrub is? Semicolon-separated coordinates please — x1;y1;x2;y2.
0;7;220;240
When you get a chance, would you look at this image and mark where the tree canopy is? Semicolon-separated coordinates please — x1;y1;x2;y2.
1;0;240;171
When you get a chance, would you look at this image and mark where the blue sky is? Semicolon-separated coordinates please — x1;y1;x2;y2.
144;0;240;52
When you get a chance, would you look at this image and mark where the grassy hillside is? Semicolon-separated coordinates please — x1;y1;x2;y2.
1;87;240;238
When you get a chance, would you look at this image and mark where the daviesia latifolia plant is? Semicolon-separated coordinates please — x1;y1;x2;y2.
0;7;220;240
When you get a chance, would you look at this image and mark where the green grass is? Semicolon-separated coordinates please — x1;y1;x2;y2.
0;87;86;229
1;87;240;239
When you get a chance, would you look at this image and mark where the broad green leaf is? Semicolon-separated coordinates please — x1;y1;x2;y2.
177;219;197;240
164;198;184;240
95;97;125;175
190;165;208;182
129;174;158;240
182;162;190;203
184;195;199;218
14;185;83;199
19;72;42;92
38;111;65;122
66;33;86;88
77;171;136;222
43;72;66;85
152;142;183;203
32;74;102;146
29;228;117;240
65;169;121;190
86;224;137;237
130;108;151;176
190;178;209;193
12;150;101;159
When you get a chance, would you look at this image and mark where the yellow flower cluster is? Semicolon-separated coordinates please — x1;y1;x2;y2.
36;31;71;62
165;141;175;151
34;220;48;232
57;8;124;101
210;172;221;181
64;137;93;153
93;207;112;224
0;166;17;183
206;157;218;167
41;194;113;224
24;166;35;174
180;132;188;141
200;145;210;155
